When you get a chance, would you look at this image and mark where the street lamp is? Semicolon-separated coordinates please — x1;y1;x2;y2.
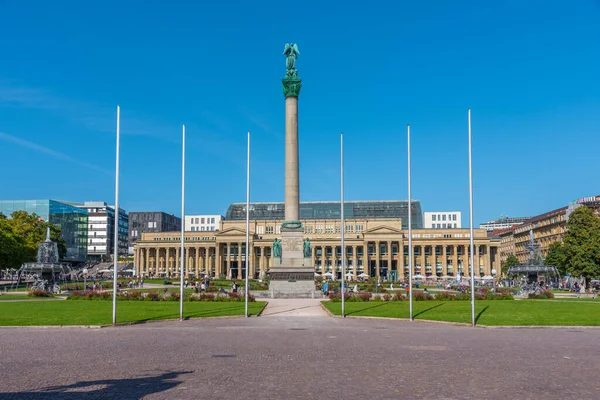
491;268;497;291
82;268;88;290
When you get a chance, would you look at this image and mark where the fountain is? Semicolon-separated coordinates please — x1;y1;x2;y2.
508;229;559;293
17;228;72;292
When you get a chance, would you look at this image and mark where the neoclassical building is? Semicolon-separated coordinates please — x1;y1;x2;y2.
133;201;500;280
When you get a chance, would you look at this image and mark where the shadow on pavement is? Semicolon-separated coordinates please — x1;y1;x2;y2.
0;370;193;399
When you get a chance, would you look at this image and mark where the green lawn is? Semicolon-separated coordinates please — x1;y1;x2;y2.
0;300;266;326
324;300;600;326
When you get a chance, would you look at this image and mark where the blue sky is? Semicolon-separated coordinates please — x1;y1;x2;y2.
1;0;599;225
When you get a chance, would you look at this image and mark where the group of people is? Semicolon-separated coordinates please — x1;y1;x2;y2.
125;278;144;289
190;278;211;293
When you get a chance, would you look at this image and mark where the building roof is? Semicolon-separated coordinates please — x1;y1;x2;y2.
521;206;568;225
225;200;423;229
487;224;520;238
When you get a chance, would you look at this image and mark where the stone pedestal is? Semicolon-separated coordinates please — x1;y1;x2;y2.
269;228;316;298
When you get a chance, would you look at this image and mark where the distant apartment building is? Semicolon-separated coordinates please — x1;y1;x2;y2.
424;212;461;229
185;215;222;232
0;199;88;263
479;216;530;232
489;195;600;265
128;212;181;254
75;202;129;261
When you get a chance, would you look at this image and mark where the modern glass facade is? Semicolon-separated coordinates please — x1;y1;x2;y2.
225;201;424;229
0;200;88;263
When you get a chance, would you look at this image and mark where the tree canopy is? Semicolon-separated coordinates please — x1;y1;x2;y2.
0;211;67;269
560;206;600;281
501;254;519;276
544;241;566;275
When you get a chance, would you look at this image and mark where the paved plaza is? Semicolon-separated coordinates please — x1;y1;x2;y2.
0;302;599;399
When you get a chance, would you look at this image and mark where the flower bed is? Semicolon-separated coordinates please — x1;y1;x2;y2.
27;288;53;298
66;290;255;302
327;290;513;302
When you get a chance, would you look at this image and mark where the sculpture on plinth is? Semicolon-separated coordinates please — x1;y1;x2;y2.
273;239;282;260
282;43;302;98
303;238;312;258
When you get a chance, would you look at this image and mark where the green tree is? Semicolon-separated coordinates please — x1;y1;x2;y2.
0;211;68;268
501;254;520;276
545;241;566;275
0;213;22;269
562;206;600;285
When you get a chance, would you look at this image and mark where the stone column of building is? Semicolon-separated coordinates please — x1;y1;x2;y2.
453;245;458;276
260;246;265;278
442;245;448;276
486;245;491;275
429;246;435;277
352;245;358;278
420;246;426;277
194;247;199;278
208;247;213;276
225;243;231;279
140;248;145;276
364;242;370;277
164;248;168;276
175;247;180;278
311;245;316;273
475;244;481;276
387;240;393;273
215;244;221;278
152;248;157;276
375;241;380;279
238;241;243;280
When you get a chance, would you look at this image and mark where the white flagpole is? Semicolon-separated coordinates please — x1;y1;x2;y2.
468;109;476;327
407;124;413;321
112;105;120;326
180;124;186;321
340;132;345;318
245;132;250;317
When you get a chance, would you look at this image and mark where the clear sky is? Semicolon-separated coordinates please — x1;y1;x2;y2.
1;0;599;225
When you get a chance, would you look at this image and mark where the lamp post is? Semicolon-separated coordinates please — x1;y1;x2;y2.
83;268;88;290
491;268;497;291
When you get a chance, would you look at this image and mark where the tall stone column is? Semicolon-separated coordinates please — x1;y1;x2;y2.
269;43;314;296
284;95;299;223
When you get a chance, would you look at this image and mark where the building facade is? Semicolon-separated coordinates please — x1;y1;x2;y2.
491;196;600;265
133;218;499;280
424;212;461;229
128;212;181;254
479;216;530;232
76;202;129;261
185;215;222;232
0;199;88;263
225;200;424;229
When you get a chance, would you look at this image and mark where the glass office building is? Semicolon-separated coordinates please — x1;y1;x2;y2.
0;200;88;263
225;200;424;229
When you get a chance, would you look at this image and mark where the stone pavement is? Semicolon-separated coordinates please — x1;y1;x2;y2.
261;298;329;317
1;316;600;399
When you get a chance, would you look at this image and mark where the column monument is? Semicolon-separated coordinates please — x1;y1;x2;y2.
269;43;316;298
